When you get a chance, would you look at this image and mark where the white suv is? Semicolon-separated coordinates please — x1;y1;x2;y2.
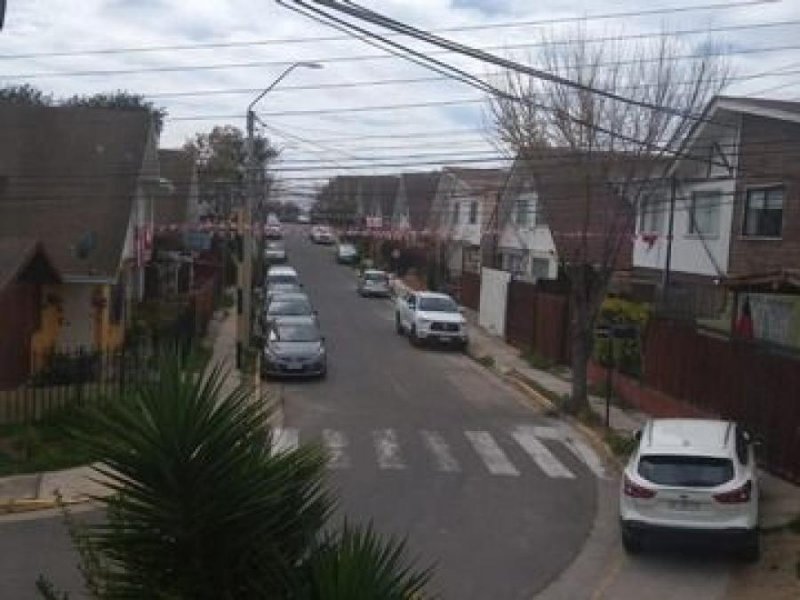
620;419;759;560
395;291;468;349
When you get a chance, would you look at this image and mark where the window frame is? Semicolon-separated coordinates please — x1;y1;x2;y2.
468;200;478;225
686;189;722;238
741;184;784;240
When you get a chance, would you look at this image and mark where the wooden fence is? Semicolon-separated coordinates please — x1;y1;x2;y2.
458;271;481;311
644;319;800;483
505;279;571;365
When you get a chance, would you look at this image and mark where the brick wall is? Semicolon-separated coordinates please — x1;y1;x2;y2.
729;114;800;275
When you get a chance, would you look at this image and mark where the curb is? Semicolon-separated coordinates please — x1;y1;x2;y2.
0;497;85;516
466;349;624;474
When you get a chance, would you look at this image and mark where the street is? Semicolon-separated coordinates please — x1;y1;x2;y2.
277;229;599;599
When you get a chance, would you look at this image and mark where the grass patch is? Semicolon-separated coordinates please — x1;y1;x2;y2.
521;350;555;371
604;430;637;458
477;355;496;368
0;406;105;477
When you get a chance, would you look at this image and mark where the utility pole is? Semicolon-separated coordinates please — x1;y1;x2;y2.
236;62;323;369
660;175;677;305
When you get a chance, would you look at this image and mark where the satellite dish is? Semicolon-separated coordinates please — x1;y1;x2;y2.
75;231;97;260
0;1;6;31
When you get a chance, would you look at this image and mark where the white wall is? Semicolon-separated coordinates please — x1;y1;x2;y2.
498;190;558;280
57;284;95;349
479;267;511;336
634;116;739;278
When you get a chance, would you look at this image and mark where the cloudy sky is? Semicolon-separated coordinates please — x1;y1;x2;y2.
2;0;799;203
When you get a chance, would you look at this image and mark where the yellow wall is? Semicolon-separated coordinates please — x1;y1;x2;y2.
30;284;64;368
93;284;126;351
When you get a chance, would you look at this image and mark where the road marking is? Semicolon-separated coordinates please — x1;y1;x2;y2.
529;425;562;440
465;431;519;476
563;435;608;479
322;429;351;469
420;430;461;472
373;429;406;470
511;426;575;479
272;427;299;454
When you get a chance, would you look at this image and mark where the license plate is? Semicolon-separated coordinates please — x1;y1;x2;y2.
438;336;452;343
667;499;701;511
284;363;303;371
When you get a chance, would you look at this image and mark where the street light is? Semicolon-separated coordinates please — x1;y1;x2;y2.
237;61;324;369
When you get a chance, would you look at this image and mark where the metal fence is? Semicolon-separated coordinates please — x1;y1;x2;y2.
505;279;571;365
458;271;481;311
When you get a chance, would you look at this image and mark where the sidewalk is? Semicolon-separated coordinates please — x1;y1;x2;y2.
463;308;800;530
0;304;281;514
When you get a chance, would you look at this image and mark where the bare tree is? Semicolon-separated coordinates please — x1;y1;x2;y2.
489;28;728;414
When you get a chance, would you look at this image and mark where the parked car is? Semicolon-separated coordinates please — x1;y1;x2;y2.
395;291;468;349
265;265;299;288
310;225;335;245
336;243;359;264
263;282;303;306
261;316;326;379
262;292;315;326
620;418;759;560
297;213;311;224
265;225;283;240
357;270;391;297
264;241;287;264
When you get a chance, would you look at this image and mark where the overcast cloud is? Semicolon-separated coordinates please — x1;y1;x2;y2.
2;0;799;201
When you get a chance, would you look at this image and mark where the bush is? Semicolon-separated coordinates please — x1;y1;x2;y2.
605;431;637;458
593;297;650;378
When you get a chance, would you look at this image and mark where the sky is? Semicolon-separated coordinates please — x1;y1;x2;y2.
2;0;799;204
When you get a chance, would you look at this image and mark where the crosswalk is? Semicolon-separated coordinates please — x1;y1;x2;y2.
271;424;607;480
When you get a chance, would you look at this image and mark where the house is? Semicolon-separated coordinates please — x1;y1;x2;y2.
314;175;362;225
632;96;800;341
357;175;400;230
428;167;508;280
390;171;440;231
0;238;60;388
489;157;559;282
148;149;202;298
0;103;160;352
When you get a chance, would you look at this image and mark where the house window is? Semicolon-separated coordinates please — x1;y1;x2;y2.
743;186;783;238
639;195;664;233
503;253;524;276
463;246;481;272
452;202;460;224
516;197;529;226
531;258;550;280
468;201;478;224
687;190;720;237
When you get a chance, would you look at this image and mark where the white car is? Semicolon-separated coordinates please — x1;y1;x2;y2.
310;226;335;245
357;270;391;297
395;291;468;349
620;418;759;560
265;265;298;288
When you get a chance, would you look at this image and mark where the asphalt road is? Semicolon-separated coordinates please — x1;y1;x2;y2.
277;230;599;599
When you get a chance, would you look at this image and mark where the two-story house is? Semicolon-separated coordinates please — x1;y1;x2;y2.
428;167;508;281
0;104;159;352
489;157;559;282
358;174;400;230
390;171;440;232
633;96;800;344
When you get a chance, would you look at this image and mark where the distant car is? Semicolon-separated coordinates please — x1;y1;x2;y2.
264;241;287;264
297;214;311;224
336;243;359;264
620;418;759;561
261;316;327;379
395;291;468;349
265;265;298;288
310;226;335;245
265;225;283;240
357;270;391;297
263;282;303;306
262;292;315;326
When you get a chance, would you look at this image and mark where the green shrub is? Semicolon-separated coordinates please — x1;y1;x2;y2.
605;431;637;458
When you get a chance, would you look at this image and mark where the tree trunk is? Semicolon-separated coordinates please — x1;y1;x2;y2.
565;294;593;415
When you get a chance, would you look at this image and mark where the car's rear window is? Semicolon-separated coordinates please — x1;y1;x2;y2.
364;273;387;282
637;455;734;487
267;274;296;285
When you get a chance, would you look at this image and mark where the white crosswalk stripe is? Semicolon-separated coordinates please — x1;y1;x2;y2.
511;426;575;479
421;430;461;472
373;429;406;470
465;431;520;476
561;436;608;479
322;429;351;469
272;427;299;454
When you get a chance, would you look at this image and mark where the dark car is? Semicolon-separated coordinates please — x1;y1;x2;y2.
262;292;315;326
261;316;326;378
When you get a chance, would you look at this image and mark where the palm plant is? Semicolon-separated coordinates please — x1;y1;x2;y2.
53;352;431;599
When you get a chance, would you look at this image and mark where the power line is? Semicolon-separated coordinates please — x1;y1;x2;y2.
0;1;782;60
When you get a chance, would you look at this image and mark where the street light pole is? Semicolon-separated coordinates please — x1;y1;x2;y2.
236;61;323;369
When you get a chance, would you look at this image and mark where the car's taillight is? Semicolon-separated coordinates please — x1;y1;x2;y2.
713;480;752;504
623;474;656;499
